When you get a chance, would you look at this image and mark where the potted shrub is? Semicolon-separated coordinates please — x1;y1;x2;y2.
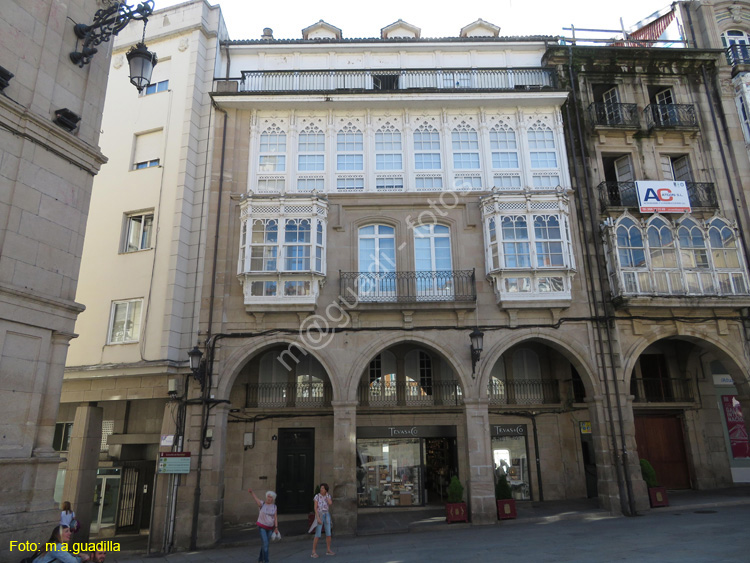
445;476;468;523
640;459;669;507
495;474;517;520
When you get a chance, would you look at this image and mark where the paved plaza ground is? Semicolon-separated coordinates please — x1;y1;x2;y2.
103;489;750;563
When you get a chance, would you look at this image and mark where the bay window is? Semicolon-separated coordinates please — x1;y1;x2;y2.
482;189;575;304
605;214;750;297
238;196;328;306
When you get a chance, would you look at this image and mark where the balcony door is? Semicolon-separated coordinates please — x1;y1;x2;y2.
414;224;453;300
358;225;396;300
614;155;634;182
722;30;750;63
654;88;676;125
602;87;622;125
661;155;693;182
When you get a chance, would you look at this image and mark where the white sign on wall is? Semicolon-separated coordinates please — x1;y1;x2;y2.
636;181;691;213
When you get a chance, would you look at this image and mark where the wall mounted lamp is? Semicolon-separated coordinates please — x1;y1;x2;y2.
69;0;157;93
470;327;484;378
187;345;206;389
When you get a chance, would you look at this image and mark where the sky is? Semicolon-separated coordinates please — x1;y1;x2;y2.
150;0;674;41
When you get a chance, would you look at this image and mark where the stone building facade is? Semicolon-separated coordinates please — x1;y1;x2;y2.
0;0;114;556
171;17;638;548
58;0;750;554
59;0;226;545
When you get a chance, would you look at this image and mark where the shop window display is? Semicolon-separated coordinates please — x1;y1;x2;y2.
492;436;531;500
357;439;421;506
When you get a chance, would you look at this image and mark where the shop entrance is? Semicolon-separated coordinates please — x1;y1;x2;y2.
276;428;315;512
634;414;691;489
356;425;457;508
115;460;155;534
424;438;457;504
90;468;121;535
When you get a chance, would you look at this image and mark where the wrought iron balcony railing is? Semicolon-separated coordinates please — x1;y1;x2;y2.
488;379;561;405
588;102;640;128
645;104;698;128
597;181;718;210
227;68;555;93
358;380;463;407
340;270;476;304
245;382;332;408
726;44;750;67
631;378;693;403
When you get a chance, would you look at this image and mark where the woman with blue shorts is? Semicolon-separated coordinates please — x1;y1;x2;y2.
311;483;334;557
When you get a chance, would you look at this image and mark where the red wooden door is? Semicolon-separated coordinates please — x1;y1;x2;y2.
634;415;691;489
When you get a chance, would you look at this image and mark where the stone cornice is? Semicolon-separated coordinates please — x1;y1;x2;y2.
0;96;107;175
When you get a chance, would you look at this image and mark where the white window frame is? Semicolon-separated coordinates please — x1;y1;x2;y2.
451;123;481;170
413;124;442;171
482;191;575;303
414;224;453;299
237;197;328;305
122;211;154;253
375;124;403;171
358;224;397;300
258;127;287;173
107;299;143;344
527;124;560;189
142;79;169;96
297;125;325;173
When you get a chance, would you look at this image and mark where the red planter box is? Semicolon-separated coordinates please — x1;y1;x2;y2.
496;499;517;520
445;502;468;523
648;486;669;507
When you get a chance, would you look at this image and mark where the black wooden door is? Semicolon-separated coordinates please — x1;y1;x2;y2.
276;428;315;513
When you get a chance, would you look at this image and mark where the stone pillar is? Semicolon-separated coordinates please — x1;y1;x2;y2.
62;403;103;542
463;399;495;525
331;401;358;535
148;399;181;554
194;402;229;548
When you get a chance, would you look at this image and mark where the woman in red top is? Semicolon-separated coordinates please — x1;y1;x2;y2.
248;488;279;563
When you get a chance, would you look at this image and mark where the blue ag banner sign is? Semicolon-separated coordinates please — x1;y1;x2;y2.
636;181;691;213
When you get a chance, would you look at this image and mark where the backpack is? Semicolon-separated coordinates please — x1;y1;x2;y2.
70;518;80;533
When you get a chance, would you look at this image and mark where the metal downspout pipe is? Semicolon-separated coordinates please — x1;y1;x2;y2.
189;103;229;550
564;45;636;516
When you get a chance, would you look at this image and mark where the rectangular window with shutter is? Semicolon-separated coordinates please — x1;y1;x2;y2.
133;129;163;170
661;155;693;182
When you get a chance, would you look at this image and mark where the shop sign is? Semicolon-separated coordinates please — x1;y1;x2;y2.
158;452;191;473
721;395;750;459
580;421;592;434
713;375;734;387
636;181;691;213
357;425;457;439
491;424;526;437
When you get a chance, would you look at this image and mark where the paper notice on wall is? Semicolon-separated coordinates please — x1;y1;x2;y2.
722;395;750;459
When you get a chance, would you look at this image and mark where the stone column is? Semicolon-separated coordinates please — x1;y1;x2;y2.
62;403;103;542
331;401;358;535
148;399;181;554
463;398;495;525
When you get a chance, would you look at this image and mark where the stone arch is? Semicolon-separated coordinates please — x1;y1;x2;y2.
619;327;750;391
477;329;600;400
343;332;469;402
215;334;340;402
